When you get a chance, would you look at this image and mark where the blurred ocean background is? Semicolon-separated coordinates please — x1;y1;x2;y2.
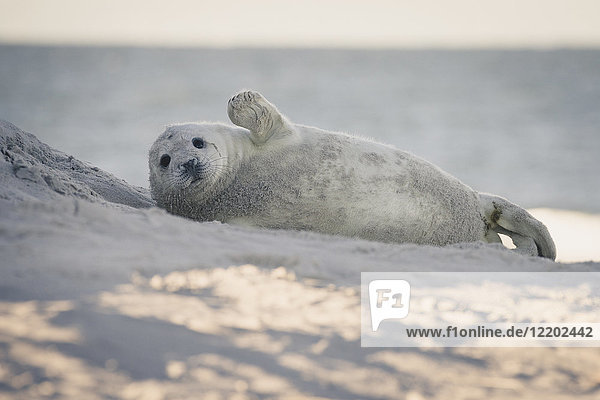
1;45;599;212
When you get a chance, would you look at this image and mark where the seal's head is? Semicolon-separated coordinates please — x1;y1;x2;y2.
149;123;239;210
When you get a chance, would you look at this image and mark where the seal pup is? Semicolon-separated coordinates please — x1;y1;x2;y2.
149;90;556;259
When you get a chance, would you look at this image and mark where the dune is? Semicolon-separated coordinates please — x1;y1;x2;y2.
1;120;599;399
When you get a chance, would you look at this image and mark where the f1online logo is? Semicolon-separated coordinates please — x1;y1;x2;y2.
368;280;411;331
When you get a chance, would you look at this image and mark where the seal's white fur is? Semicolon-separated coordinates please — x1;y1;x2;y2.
149;91;556;259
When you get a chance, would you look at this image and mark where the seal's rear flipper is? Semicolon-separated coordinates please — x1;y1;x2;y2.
227;90;294;145
480;193;556;260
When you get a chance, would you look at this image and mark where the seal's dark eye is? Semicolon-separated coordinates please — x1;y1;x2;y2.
192;137;205;149
160;154;171;168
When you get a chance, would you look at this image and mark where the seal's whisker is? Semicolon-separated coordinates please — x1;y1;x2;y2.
206;149;221;159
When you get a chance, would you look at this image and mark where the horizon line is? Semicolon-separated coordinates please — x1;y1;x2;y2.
2;39;600;51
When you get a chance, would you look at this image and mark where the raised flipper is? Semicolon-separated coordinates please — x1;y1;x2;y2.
227;90;294;145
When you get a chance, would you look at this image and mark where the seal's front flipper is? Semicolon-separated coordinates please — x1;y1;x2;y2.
480;193;556;260
227;90;293;145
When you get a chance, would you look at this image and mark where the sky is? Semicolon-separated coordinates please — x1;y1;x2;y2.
1;0;600;48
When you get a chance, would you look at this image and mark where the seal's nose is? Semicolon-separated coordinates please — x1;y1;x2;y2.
181;159;197;173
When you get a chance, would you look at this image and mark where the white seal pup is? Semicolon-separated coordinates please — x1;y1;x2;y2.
149;91;556;259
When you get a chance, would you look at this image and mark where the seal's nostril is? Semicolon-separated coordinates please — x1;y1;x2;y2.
182;159;195;171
